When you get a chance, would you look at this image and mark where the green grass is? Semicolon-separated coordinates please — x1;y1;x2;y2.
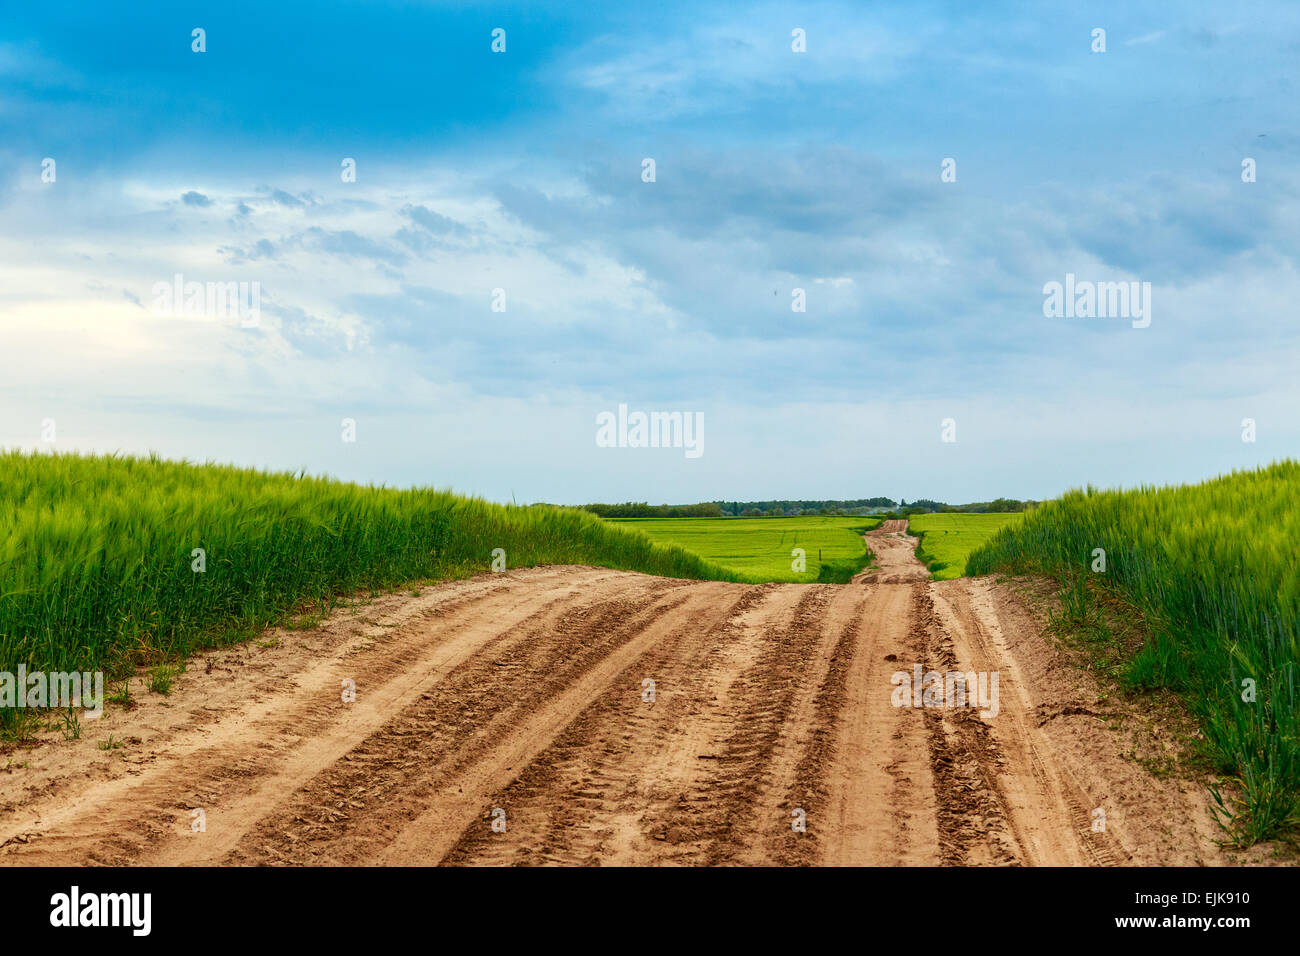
608;515;881;583
908;513;1024;579
0;450;741;734
966;461;1300;845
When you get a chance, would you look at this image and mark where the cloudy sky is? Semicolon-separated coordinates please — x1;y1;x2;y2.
1;1;1297;504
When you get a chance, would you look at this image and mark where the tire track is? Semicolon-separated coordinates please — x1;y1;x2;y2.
441;583;775;866
226;574;706;865
2;541;1205;866
815;582;942;865
443;584;845;867
934;578;1125;866
914;582;1021;865
0;567;630;865
731;584;868;865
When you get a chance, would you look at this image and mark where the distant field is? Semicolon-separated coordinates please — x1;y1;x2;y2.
609;515;881;583
907;513;1024;579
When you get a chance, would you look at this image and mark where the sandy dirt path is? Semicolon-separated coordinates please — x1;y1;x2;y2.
853;519;931;584
0;525;1228;866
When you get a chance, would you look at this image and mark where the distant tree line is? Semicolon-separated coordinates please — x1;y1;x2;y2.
714;498;896;516
580;501;724;518
907;498;1037;514
947;497;1037;513
580;497;1037;518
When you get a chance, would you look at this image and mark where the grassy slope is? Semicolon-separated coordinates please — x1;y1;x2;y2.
0;452;740;694
966;462;1300;843
908;513;1023;579
610;515;881;583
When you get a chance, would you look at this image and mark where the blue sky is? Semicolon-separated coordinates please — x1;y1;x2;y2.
1;1;1297;504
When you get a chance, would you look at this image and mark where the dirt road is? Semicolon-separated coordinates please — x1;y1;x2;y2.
0;525;1225;866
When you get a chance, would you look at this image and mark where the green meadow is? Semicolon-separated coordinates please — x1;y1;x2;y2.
967;461;1300;844
609;515;881;583
908;512;1024;579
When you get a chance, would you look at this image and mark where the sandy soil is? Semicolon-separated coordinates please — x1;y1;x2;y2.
0;526;1246;866
854;519;932;584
